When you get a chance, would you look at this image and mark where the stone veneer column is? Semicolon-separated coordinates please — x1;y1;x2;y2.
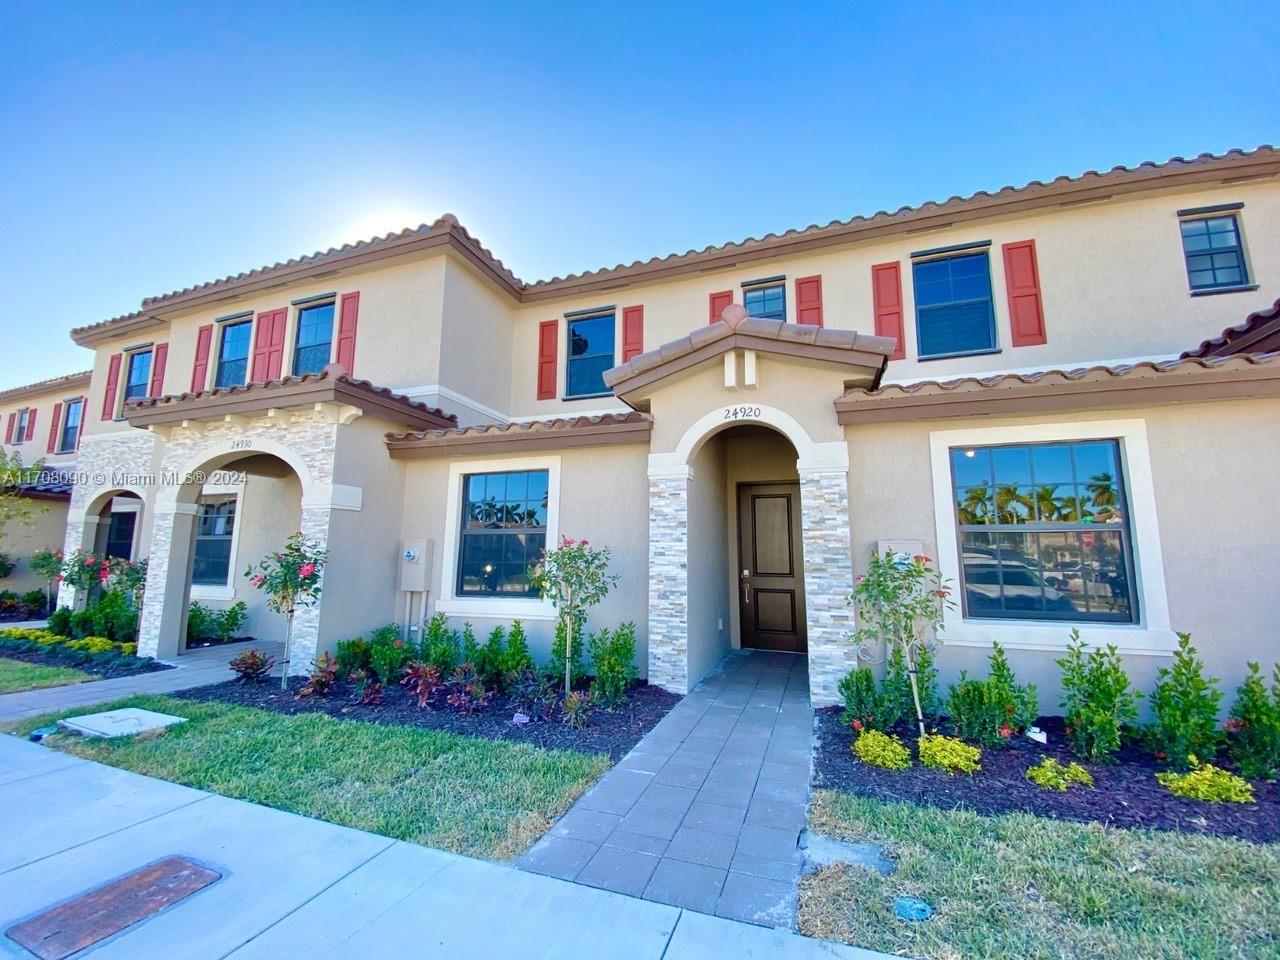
799;468;857;706
137;503;198;660
283;503;335;676
647;472;690;694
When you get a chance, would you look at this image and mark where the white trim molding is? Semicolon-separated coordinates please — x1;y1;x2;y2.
397;383;512;426
928;417;1177;656
434;453;561;621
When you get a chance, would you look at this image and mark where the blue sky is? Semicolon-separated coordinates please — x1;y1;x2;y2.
1;1;1276;384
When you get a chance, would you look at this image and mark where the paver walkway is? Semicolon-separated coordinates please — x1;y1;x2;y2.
0;734;890;959
0;640;284;724
519;651;812;927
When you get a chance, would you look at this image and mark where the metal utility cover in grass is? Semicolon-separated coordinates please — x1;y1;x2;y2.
5;857;221;960
57;707;187;738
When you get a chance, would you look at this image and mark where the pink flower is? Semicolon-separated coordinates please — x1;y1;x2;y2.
84;556;95;566
855;574;866;583
298;563;316;578
250;574;265;588
98;567;110;582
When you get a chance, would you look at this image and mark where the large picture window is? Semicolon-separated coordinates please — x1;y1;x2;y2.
565;313;615;398
192;496;236;586
457;469;548;596
912;251;997;358
949;439;1136;623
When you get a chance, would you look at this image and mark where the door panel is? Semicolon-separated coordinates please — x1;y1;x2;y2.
738;483;807;652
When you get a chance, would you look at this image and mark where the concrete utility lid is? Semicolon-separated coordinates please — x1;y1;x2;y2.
58;708;188;738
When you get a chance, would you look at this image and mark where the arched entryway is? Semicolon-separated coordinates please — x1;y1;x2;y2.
57;487;147;609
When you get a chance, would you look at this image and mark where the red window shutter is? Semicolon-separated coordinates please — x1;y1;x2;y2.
336;291;360;374
621;305;645;361
47;402;62;453
191;324;213;392
536;319;558;400
101;353;122;420
709;291;733;324
148;343;168;397
251;309;287;382
871;262;906;361
3;413;12;444
75;397;85;449
795;275;823;326
1002;239;1047;347
24;408;36;442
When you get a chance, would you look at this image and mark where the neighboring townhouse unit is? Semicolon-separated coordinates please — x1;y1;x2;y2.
43;145;1280;706
0;370;91;592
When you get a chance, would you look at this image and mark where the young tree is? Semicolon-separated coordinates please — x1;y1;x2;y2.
849;550;953;737
530;536;618;696
245;533;326;688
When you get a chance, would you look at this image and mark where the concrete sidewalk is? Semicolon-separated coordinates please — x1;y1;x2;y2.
0;735;887;959
0;641;284;724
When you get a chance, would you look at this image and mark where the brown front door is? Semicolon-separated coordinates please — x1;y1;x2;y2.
737;482;807;653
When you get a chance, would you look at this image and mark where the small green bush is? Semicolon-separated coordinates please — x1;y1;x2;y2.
187;601;247;644
1156;758;1254;804
852;729;911;770
460;622;480;665
369;623;401;646
918;733;981;774
589;622;637;708
1149;632;1222;769
1057;631;1140;762
47;606;72;636
882;644;940;727
1226;661;1280;780
946;642;1037;747
335;637;371;676
474;626;507;689
500;619;534;676
368;631;409;684
838;667;882;729
420;613;458;673
1026;757;1094;791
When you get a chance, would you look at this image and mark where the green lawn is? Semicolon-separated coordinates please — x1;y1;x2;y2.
800;789;1280;960
0;657;94;694
15;694;610;860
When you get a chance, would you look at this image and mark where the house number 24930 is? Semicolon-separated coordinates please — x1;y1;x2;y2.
722;405;762;421
230;439;252;450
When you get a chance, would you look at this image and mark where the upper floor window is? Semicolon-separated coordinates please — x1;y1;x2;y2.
59;398;82;452
124;350;152;402
215;320;253;388
565;312;615;398
949;439;1136;623
192;496;237;586
12;408;28;445
1179;211;1249;292
457;469;548;596
743;280;786;320
293;302;334;376
912;250;997;359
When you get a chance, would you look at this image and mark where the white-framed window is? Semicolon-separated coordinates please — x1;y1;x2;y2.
12;407;29;445
928;418;1175;655
189;482;245;600
123;349;153;403
58;398;83;452
436;454;560;620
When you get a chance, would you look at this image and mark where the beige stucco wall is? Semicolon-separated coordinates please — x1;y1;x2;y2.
399;442;650;673
1;498;69;594
687;433;730;683
218;470;302;641
844;396;1280;717
0;378;92;466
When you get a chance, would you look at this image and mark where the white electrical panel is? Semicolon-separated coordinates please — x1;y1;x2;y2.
399;538;432;592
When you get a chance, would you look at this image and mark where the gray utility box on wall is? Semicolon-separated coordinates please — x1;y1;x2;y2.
399;539;433;592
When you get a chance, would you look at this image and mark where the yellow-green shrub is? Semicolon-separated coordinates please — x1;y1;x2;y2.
1026;757;1094;791
853;729;911;770
67;636;119;654
1156;758;1254;804
918;734;981;774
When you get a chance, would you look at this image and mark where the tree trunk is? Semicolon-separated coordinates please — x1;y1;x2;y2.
906;645;927;738
281;608;293;690
562;587;574;697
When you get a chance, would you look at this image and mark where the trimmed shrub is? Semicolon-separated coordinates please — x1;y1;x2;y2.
589;622;637;708
1057;631;1140;762
838;667;881;729
946;643;1038;747
187;601;248;644
1025;757;1094;791
460;622;481;666
852;729;911;770
474;626;507;690
420;613;459;674
47;606;72;636
500;619;534;677
1226;661;1280;780
918;734;981;774
1157;759;1254;804
335;637;372;676
368;634;409;684
1149;632;1222;769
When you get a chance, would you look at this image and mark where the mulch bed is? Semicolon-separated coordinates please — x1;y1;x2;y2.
814;708;1280;844
0;644;172;680
176;677;680;759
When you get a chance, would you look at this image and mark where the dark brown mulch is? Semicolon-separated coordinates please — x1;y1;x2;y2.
813;708;1280;844
0;643;171;680
175;678;680;760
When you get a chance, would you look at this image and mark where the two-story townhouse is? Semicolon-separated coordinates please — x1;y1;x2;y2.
0;370;92;592
52;145;1280;704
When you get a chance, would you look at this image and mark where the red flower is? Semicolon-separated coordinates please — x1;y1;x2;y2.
1157;750;1166;760
1005;705;1015;715
298;563;316;578
84;556;95;566
393;639;405;648
1224;718;1245;732
913;554;932;563
998;724;1013;738
98;567;110;582
850;718;864;732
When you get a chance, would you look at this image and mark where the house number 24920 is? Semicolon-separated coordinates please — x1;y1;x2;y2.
722;405;762;421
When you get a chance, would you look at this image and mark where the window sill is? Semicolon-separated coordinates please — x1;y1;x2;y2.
1189;283;1259;297
941;618;1178;655
434;596;556;621
561;392;616;402
190;584;236;601
917;347;1003;363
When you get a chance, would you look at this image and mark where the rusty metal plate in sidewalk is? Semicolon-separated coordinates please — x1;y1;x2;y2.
6;856;221;960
